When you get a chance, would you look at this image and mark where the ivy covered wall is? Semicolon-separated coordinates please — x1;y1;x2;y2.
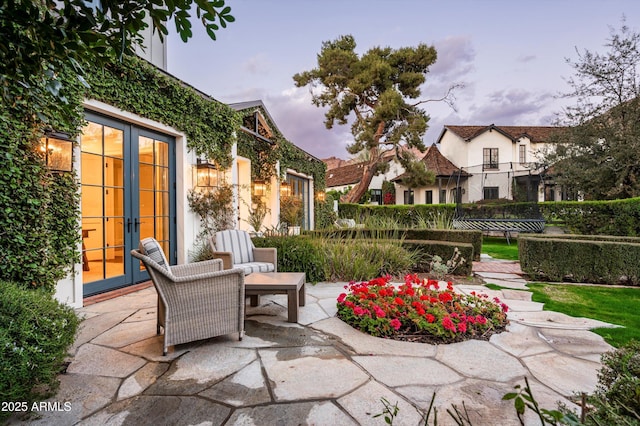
0;56;241;291
86;58;241;168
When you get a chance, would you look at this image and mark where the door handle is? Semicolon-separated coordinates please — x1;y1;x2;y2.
127;218;132;233
134;218;140;232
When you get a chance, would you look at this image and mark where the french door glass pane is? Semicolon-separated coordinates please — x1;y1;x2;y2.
81;121;125;284
138;136;170;268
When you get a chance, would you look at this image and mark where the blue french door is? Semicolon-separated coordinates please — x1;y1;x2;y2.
81;112;176;296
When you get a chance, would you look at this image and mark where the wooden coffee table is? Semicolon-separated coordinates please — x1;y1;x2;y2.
244;272;306;323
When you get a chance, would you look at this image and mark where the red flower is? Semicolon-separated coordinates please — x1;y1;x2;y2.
458;321;467;333
475;315;487;325
425;314;435;323
337;293;347;303
438;292;453;303
390;318;401;330
372;305;386;318
442;316;456;332
394;297;405;306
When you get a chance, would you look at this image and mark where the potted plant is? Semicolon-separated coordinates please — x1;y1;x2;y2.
280;195;303;235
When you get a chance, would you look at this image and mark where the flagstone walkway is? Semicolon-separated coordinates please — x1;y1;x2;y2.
17;259;619;426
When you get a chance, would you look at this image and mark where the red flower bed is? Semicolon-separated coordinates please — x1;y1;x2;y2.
336;274;509;344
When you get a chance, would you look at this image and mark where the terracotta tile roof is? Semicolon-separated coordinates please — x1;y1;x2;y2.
392;144;468;182
326;162;367;187
325;146;432;187
443;124;564;143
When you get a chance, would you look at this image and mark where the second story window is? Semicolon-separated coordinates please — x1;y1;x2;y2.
483;148;499;170
519;145;527;164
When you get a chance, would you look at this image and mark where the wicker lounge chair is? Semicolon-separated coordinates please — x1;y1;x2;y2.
132;238;245;356
210;229;277;275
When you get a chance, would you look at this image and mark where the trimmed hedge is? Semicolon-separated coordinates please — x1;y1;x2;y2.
338;203;457;226
339;197;640;237
539;198;640;236
519;235;640;285
306;228;482;261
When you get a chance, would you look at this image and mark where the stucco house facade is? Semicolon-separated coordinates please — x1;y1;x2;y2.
54;48;321;308
437;124;566;203
392;144;469;205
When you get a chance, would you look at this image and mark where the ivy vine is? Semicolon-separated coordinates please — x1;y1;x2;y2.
85;57;241;168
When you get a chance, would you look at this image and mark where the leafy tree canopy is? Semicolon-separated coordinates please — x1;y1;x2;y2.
1;0;234;129
546;18;640;199
294;35;454;203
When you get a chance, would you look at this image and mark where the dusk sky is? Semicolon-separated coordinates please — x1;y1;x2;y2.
167;1;640;160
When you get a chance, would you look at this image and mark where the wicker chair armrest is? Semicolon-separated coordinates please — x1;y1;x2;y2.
170;266;244;284
172;258;222;277
212;251;233;270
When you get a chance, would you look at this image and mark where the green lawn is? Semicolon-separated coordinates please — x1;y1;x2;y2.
481;237;519;261
527;283;640;347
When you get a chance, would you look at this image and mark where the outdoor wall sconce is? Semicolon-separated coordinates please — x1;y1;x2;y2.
41;132;73;172
195;158;219;188
253;180;266;197
280;182;291;197
316;191;326;201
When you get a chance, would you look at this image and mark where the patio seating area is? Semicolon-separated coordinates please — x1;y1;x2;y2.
21;259;617;425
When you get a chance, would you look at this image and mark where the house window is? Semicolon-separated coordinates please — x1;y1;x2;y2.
439;189;447;204
519;145;527;164
370;189;382;204
483;186;499;200
483;148;499;170
425;190;433;204
403;190;414;205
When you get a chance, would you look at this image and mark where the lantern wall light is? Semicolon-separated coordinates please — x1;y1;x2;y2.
280;182;291;197
253;180;266;197
41;132;73;172
195;158;220;188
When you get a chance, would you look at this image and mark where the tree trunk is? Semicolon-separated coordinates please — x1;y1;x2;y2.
341;161;378;203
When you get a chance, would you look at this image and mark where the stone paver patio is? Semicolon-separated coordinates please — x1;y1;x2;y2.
16;260;619;426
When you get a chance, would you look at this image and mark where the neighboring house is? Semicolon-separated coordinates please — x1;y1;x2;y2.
54;49;319;307
392;144;469;205
437;124;566;203
324;147;422;204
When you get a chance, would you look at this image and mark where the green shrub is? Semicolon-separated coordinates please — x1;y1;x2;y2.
0;282;79;419
306;228;482;261
253;236;325;283
519;236;640;285
319;239;417;282
578;341;640;425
